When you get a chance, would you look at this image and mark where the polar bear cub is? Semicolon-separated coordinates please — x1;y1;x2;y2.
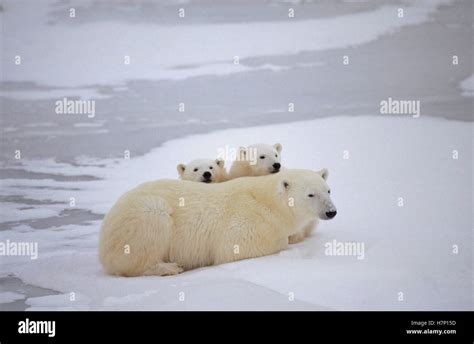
99;168;337;276
228;143;282;180
177;158;227;183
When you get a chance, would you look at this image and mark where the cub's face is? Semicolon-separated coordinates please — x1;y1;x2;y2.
177;159;226;183
279;169;337;221
242;143;282;176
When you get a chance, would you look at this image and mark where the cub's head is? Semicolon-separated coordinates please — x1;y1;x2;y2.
177;159;226;183
240;143;282;176
278;168;337;221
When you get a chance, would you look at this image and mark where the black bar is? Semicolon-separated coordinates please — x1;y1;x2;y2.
0;311;472;343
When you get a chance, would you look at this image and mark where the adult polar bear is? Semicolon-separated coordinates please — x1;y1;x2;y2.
99;169;337;276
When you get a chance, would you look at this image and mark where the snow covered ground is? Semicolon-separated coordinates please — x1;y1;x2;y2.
0;115;471;310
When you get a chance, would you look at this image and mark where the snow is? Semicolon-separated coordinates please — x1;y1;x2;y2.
0;115;471;310
25;293;91;311
1;0;450;98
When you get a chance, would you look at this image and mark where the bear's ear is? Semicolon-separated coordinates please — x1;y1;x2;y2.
278;180;290;194
318;168;329;181
238;146;247;160
177;164;186;176
215;158;225;168
274;143;282;153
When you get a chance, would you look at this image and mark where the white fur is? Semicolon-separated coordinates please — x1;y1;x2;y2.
227;142;317;243
177;158;227;183
228;143;282;179
99;169;336;276
289;168;331;244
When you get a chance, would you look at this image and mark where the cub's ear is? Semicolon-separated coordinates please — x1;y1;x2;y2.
278;180;290;194
238;146;247;160
274;143;282;153
215;158;225;168
177;164;186;176
318;168;329;181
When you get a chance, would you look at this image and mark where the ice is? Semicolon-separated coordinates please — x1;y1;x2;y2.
0;203;60;223
25;293;91;311
0;115;471;310
1;0;449;97
0;291;26;303
460;74;474;97
0;88;111;101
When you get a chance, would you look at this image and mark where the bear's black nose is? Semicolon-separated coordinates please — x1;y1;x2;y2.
203;171;211;179
326;211;337;219
273;163;281;170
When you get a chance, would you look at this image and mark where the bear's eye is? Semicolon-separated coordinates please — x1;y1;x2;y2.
209;166;213;169
193;168;199;172
328;190;331;194
260;155;265;159
308;194;315;198
275;154;278;158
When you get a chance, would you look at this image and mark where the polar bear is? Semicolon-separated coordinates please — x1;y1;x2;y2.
226;142;314;243
228;143;282;180
287;168;331;244
99;168;337;276
177;158;227;183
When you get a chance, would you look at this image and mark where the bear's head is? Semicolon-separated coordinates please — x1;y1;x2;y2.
177;159;226;183
278;168;337;221
239;143;282;176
